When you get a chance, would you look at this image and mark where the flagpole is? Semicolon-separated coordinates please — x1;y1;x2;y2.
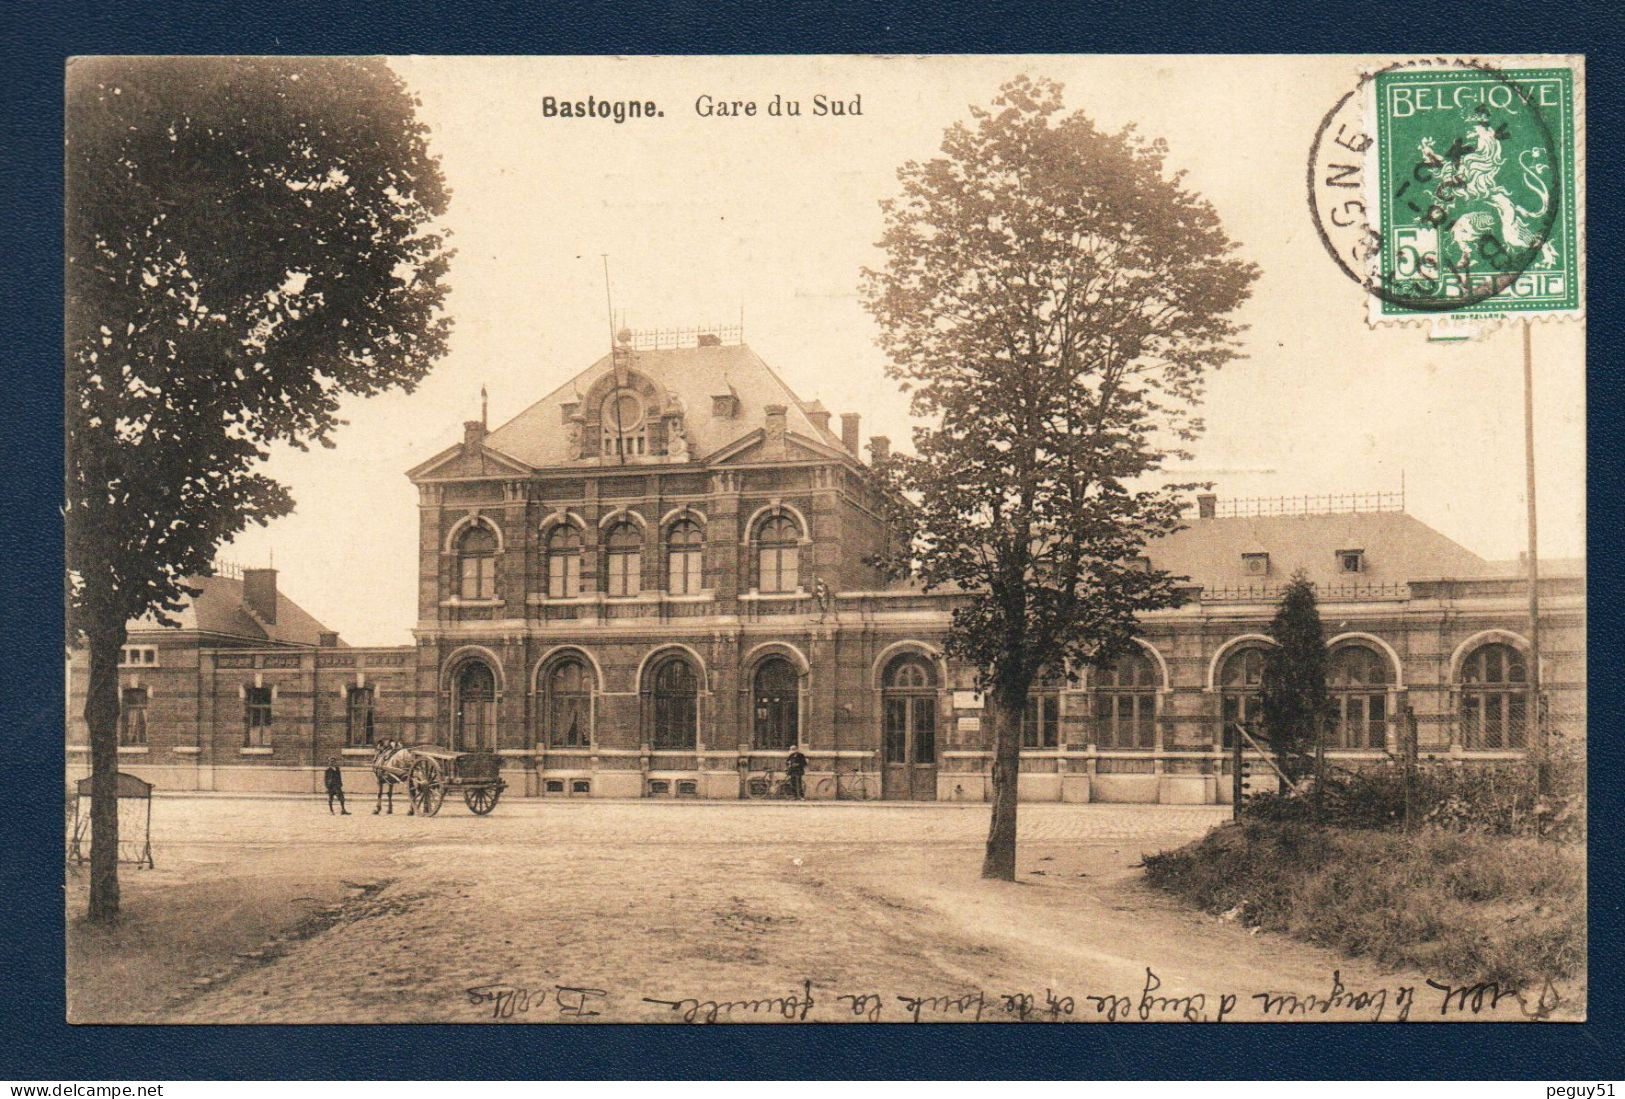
1521;317;1545;773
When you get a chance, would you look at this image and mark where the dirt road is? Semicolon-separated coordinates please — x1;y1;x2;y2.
66;798;1564;1023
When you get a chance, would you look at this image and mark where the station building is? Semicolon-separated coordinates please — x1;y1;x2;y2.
67;331;1586;803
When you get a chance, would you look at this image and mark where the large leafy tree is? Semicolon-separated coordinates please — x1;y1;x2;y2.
66;57;452;920
861;77;1257;880
1258;571;1332;784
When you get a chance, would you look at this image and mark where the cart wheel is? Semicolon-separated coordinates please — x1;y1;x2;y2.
409;758;446;817
464;785;499;815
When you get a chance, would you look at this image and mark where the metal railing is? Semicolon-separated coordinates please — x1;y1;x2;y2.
1214;490;1405;518
627;324;742;350
1201;581;1409;603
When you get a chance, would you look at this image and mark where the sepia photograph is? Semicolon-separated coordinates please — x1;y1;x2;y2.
62;53;1586;1027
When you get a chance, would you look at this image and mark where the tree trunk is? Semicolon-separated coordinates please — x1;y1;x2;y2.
981;680;1026;881
85;622;125;922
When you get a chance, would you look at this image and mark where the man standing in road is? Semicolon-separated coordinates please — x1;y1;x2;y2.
325;756;351;815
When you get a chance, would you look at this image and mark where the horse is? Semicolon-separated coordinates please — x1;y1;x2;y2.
371;740;419;815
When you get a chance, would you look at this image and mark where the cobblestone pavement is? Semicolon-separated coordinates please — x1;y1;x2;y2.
67;796;1547;1024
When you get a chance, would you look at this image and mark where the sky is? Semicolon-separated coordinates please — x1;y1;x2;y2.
215;55;1586;646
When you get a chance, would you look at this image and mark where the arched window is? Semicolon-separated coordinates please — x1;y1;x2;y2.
543;659;591;748
1097;648;1157;750
1022;668;1064;749
453;661;496;752
601;390;647;457
1459;642;1529;749
667;519;704;594
1218;645;1268;748
1329;645;1391;750
883;655;937;766
756;514;800;594
457;523;497;600
651;657;699;750
547;523;582;599
752;657;800;749
604;521;642;597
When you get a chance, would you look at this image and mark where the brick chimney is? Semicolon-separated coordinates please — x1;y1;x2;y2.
807;407;831;434
463;420;486;449
318;630;340;648
242;567;278;625
868;435;890;464
840;412;861;457
1196;493;1217;520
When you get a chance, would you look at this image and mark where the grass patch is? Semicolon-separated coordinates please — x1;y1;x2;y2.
1143;820;1584;989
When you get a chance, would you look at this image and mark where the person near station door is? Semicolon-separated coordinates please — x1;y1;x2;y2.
784;746;809;800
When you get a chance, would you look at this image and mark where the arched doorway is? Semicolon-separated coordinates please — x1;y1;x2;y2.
752;656;800;749
881;654;938;801
453;661;496;751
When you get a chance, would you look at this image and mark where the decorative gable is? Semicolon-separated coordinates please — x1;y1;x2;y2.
408;442;531;481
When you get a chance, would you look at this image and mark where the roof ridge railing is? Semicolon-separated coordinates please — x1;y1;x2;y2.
211;558;245;579
1201;580;1410;603
1214;490;1405;518
628;324;743;351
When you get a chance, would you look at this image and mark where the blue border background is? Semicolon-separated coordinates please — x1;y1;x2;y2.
4;0;1620;1079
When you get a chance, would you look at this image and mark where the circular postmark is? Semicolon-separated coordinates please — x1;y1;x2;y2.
1308;58;1566;316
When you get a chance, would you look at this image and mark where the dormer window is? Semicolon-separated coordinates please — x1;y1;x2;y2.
1128;555;1152;573
601;390;647;457
1338;549;1365;574
711;390;740;419
1242;552;1270;577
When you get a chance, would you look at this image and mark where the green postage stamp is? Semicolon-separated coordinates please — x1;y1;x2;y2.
1371;65;1579;319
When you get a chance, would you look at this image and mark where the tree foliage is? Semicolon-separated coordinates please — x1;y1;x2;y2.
66;57;452;919
1259;571;1332;783
860;76;1258;879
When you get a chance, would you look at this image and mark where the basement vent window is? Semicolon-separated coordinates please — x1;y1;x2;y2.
571;779;591;795
647;779;670;797
1338;549;1365;574
676;780;700;798
545;779;565;794
1242;553;1270;577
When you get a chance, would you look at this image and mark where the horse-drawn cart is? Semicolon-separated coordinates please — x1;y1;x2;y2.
405;747;507;816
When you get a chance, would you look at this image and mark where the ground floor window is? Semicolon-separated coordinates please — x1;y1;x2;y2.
1458;642;1529;750
345;686;375;747
1218;645;1267;749
120;687;148;746
544;659;592;748
1096;690;1155;749
1022;692;1060;748
244;686;272;747
1097;648;1157;750
1461;688;1529;750
651;657;699;749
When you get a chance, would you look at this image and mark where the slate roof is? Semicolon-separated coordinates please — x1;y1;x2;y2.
478;342;850;469
129;574;338;647
1143;511;1493;589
